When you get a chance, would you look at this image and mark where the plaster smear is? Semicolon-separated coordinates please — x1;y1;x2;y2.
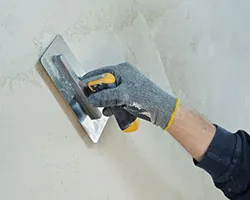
1;1;218;200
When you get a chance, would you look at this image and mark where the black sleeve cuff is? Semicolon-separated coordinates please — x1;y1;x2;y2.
195;125;239;182
194;125;250;199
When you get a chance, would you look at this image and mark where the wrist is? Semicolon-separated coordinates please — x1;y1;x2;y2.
167;104;216;161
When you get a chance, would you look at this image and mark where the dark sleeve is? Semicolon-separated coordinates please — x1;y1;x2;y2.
195;125;250;200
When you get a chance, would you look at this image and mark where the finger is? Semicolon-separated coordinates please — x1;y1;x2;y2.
102;107;114;117
88;87;126;107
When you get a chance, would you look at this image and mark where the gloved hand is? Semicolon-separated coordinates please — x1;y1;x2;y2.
81;62;180;130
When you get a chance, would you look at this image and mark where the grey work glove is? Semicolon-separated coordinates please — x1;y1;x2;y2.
81;62;179;130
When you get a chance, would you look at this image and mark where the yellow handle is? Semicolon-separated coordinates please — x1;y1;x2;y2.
88;73;116;92
87;72;140;133
123;119;140;133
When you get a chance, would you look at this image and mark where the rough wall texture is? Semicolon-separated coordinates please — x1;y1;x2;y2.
0;0;237;199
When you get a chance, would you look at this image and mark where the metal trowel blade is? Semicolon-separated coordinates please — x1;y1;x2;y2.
39;35;108;143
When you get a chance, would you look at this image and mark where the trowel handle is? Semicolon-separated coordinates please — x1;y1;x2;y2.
111;107;140;132
88;73;139;133
88;73;116;92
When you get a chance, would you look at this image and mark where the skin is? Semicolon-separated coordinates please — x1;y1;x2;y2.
168;104;216;162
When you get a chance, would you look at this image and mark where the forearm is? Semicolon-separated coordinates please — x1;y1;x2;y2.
168;104;250;199
168;104;216;161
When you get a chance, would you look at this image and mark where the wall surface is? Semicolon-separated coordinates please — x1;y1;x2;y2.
0;0;241;199
142;0;250;131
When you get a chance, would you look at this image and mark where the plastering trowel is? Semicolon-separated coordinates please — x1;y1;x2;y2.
40;35;108;143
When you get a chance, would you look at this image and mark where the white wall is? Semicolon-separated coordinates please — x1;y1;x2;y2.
0;0;232;199
143;0;250;131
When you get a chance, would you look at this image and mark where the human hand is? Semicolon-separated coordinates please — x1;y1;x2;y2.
81;62;179;130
